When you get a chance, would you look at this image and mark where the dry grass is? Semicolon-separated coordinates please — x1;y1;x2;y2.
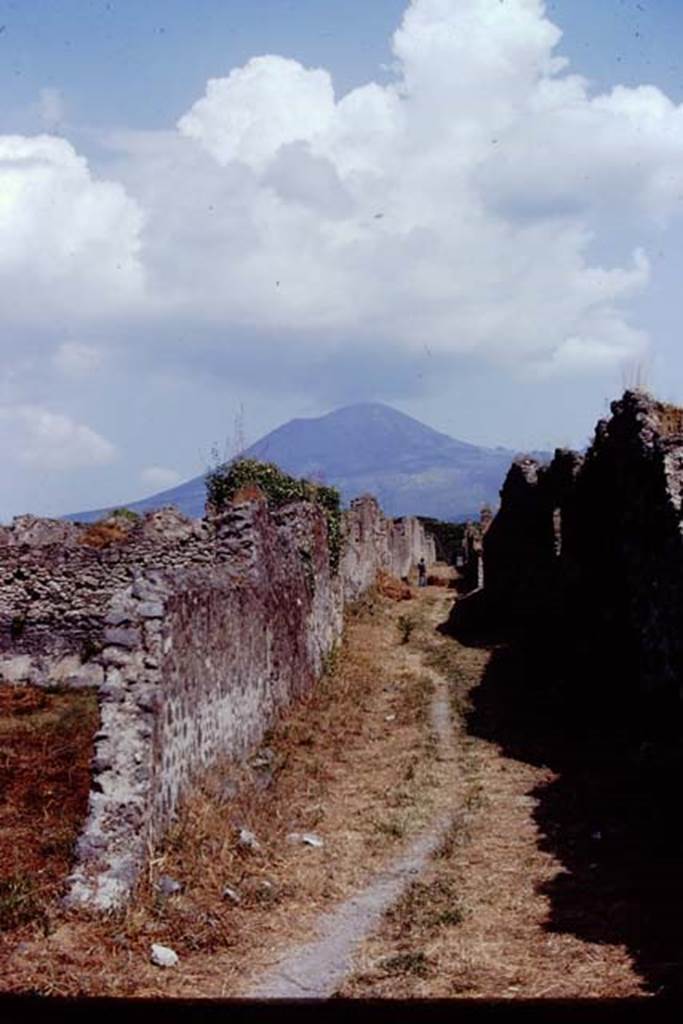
0;685;99;943
0;585;449;998
77;523;129;548
230;483;265;504
376;571;412;602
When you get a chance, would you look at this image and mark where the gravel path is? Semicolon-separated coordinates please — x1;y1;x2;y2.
243;598;457;1000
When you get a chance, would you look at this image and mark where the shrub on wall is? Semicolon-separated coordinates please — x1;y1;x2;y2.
206;458;342;572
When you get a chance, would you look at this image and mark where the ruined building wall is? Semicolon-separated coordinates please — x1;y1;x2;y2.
479;449;583;626
339;495;436;601
460;506;494;593
463;390;683;728
0;492;434;910
570;392;683;718
0;510;211;659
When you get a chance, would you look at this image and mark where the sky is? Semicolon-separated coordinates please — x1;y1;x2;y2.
2;0;683;520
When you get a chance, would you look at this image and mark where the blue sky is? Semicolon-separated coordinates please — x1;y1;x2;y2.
2;0;683;518
3;1;683;131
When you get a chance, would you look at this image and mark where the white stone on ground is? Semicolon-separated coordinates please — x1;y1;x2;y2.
150;943;179;968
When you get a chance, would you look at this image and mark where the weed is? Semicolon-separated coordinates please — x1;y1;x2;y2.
388;877;465;932
434;907;464;927
423;729;439;759
435;818;470;859
321;644;339;679
374;815;407;839
0;875;44;931
397;615;415;644
111;508;140;522
465;783;488;813
381;951;430;977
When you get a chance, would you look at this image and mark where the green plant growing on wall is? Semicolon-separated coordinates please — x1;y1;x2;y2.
205;457;343;572
109;508;140;523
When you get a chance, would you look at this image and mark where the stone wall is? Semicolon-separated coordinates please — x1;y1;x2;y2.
459;506;494;593
0;491;434;910
339;495;436;601
0;509;210;660
458;390;683;732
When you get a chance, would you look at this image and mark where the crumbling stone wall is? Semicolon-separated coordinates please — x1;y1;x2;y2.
459;390;683;733
460;506;494;592
478;450;583;627
0;509;210;660
392;515;438;579
339;495;436;601
0;491;434;910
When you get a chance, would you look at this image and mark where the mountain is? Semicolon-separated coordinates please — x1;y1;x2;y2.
67;403;546;523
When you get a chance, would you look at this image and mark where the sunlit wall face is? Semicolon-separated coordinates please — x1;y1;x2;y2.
2;0;683;520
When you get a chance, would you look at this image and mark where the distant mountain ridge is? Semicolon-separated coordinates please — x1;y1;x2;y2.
68;403;548;523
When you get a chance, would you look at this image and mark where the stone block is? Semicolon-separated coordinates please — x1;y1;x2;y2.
0;655;33;683
65;663;105;690
103;627;141;650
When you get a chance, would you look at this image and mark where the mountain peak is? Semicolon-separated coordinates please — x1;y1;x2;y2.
68;403;540;523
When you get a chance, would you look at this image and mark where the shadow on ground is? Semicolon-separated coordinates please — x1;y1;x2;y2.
444;614;682;999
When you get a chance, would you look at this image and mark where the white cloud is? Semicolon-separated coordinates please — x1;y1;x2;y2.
140;466;182;490
137;0;683;373
7;0;683;380
0;404;117;470
0;134;145;322
177;56;336;171
53;341;105;378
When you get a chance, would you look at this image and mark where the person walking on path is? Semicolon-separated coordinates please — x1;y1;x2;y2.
417;557;427;588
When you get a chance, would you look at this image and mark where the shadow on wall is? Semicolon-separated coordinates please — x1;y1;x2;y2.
451;620;683;999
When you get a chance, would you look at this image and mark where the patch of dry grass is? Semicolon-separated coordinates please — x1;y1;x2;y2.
0;685;99;944
77;523;130;548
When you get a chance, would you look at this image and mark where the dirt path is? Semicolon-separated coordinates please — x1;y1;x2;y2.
242;625;458;998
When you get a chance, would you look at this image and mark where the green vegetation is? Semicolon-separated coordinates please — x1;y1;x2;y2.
109;508;141;522
205;457;343;572
381;951;430;977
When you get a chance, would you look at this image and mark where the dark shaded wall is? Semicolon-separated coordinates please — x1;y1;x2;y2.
455;390;683;734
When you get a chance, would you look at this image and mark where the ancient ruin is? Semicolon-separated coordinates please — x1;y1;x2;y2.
0;490;435;910
456;389;683;739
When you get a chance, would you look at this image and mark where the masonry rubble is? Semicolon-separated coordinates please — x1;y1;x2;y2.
0;492;435;910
